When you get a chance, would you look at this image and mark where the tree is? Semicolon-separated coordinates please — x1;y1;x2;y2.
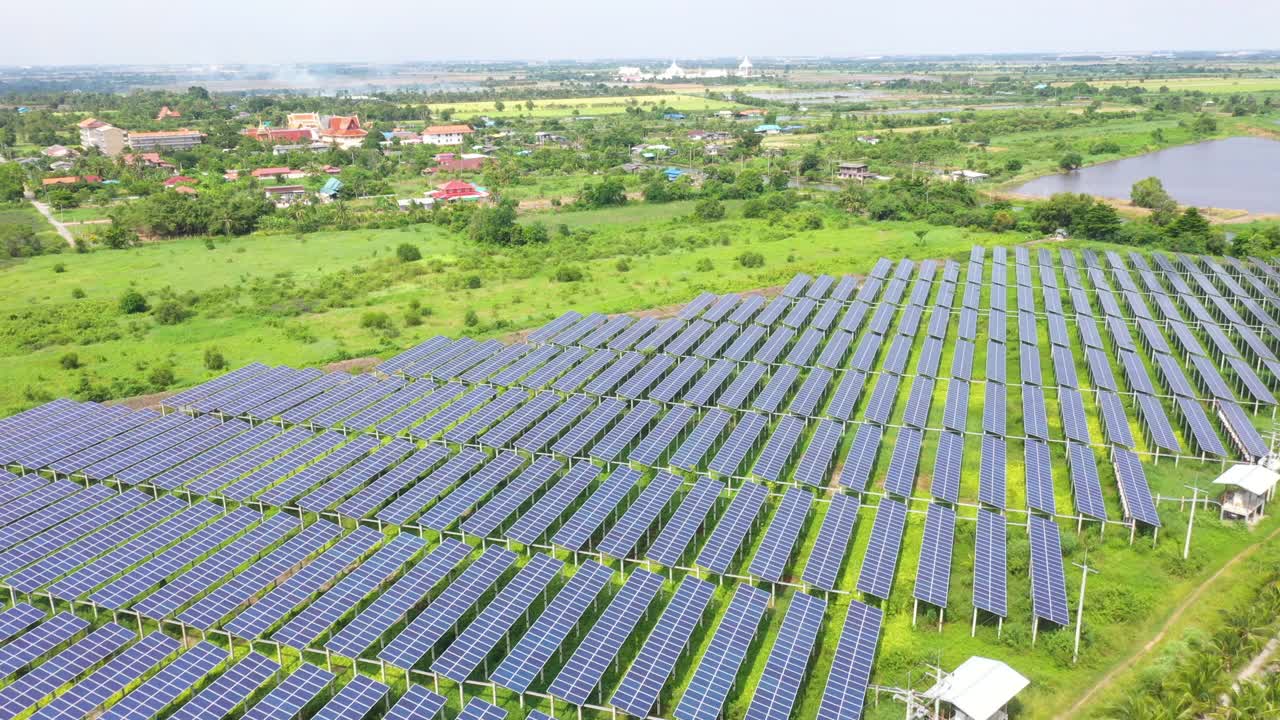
494;100;505;112
148;365;175;390
362;125;383;150
98;221;137;249
578;177;627;208
693;198;725;222
1193;114;1218;134
203;347;226;371
737;251;765;268
525;100;535;111
152;299;192;325
396;243;422;262
1077;202;1122;241
1131;176;1171;208
1059;152;1084;171
468;200;520;245
118;290;148;314
0;162;24;203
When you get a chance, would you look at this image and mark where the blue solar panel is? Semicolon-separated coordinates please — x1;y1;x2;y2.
1024;438;1057;515
379;545;516;669
312;675;390;720
719;363;768;409
630;406;696;466
802;493;859;591
240;663;334;720
489;560;613;693
456;699;507;720
646;478;722;567
707;412;768;477
335;444;449;520
325;539;471;658
377;447;487;526
744;591;826;720
863;373;900;425
98;641;229;720
673;584;770;720
671;409;731;471
913;504;956;609
0;613;88;680
979;435;1007;510
840;423;882;492
597;471;684;559
1023;385;1048;440
611;576;715;718
1113;447;1161;527
856;498;907;600
794;418;841;487
0;623;133;720
750;487;812;582
884;427;923;498
548;569;663;705
273;533;425;650
826;371;867;422
433;553;562;682
30;630;179;720
590;402;660;462
753;366;800;413
463;457;564;537
815;601;883;720
697;481;768;574
752;415;805;482
951;339;974;381
974;509;1008;617
417;451;525;532
518;395;595;453
553;467;641;552
1029;515;1071;627
167;652;279;720
384;685;447;720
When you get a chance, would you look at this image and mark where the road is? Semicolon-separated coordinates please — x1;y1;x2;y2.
30;199;77;248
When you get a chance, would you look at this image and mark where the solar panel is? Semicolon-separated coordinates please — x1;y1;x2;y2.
749;487;812;581
505;461;600;544
165;652;279;720
697;481;768;574
98;641;229;720
377;447;487;525
863;373;900;425
1218;398;1270;459
1029;515;1071;627
553;397;625;457
671;409;731;471
597;470;684;559
0;623;134;719
752;415;805;482
30;630;179;720
324;539;471;658
635;319;687;354
665;320;712;356
802;493;859;591
547;569;663;705
743;591;826;720
856;497;907;599
489;560;614;693
1058;387;1091;444
219;430;349;502
986;340;1007;384
1024;437;1057;515
815;601;883;720
729;295;766;325
590;402;660;462
1098;390;1136;448
794;418;842;487
239;663;334;720
979;435;1007;510
646;478;722;566
719;363;768;409
1023;385;1049;440
553;466;641;551
552;349;617;393
630;406;696;465
882;334;913;375
883;427;923;498
417;451;525;532
0;606;43;646
913;503;956;609
1136;393;1181;453
707;412;768;477
958;307;978;340
651;358;706;403
617;355;676;399
478;392;561;447
336;444;450;520
974;509;1008;617
931;431;963;504
611;576;715;718
826;371;867;422
432;553;563;682
0;613;89;680
839;302;870;334
951;339;974;381
379;545;516;669
721;324;766;362
463;457;564;537
176;519;343;629
757;296;792;327
445;388;530;443
916;337;943;378
902;376;934;429
255;434;384;507
673;584;770;720
1051;345;1078;388
839;423;882;493
225;526;383;640
850;332;884;373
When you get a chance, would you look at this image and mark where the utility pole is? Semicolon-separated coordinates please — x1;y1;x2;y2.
1183;484;1202;560
1071;554;1099;665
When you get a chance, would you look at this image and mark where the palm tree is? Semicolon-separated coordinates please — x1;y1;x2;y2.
1214;680;1276;719
1169;653;1230;718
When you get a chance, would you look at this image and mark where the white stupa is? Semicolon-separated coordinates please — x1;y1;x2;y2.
660;60;686;79
737;56;754;77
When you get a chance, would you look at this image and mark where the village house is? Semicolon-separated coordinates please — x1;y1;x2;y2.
838;162;873;180
286;113;323;131
1214;463;1279;522
263;185;309;207
923;657;1029;720
162;175;197;187
122;152;175;170
78;118;127;156
317;116;368;149
421;124;475;146
951;169;990;183
430;153;489;173
242;126;316;144
155;106;182;121
429;179;489;202
41;145;76;159
857;135;882;145
251;167;307;181
42;175;101;186
127;129;205;152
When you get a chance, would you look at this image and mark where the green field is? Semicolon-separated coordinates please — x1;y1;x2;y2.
420;94;743;119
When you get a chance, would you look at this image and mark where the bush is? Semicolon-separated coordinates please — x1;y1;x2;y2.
360;311;392;330
737;251;765;268
555;266;585;282
53;263;66;273
464;309;479;327
203;347;226;371
59;352;80;370
403;307;423;327
396;243;422;262
463;274;482;289
695;258;714;272
152;299;192;325
148;365;175;390
71;287;86;299
118;290;148;314
693;198;725;222
615;258;631;272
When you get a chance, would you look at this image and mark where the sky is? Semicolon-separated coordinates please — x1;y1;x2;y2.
5;0;1280;66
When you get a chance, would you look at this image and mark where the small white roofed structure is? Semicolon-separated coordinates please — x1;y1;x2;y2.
1214;463;1279;522
922;656;1029;720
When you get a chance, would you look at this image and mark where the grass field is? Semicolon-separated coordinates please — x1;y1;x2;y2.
1054;76;1280;94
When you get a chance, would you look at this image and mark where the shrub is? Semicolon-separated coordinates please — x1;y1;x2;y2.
396;243;422;262
203;347;226;371
464;309;479;327
615;258;631;272
463;274;482;289
148;365;175;390
53;263;66;273
360;311;392;330
152;299;192;325
403;307;422;327
71;288;86;299
693;198;725;222
695;258;714;272
737;251;765;268
555;266;584;283
59;352;80;370
118;290;148;314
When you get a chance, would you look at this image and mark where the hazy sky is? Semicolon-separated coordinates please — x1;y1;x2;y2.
5;0;1279;65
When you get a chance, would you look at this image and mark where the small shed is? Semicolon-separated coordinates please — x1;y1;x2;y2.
1214;463;1279;522
922;657;1029;720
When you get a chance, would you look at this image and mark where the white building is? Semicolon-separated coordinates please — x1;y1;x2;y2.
659;61;686;80
737;56;754;77
1214;463;1279;522
922;657;1029;720
421;124;474;146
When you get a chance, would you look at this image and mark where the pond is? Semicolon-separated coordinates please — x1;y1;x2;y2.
1011;137;1280;214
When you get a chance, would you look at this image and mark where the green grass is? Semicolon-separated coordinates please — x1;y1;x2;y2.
414;94;742;119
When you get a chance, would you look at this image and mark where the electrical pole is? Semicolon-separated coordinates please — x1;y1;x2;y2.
1183;484;1202;560
1072;554;1098;665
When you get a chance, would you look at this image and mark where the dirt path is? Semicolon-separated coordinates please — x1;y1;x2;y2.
30;199;76;248
1237;636;1280;685
1058;525;1280;719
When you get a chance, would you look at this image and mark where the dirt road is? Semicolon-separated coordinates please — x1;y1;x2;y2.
30;199;76;248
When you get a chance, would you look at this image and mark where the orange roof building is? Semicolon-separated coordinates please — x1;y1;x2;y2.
421;124;474;146
317;116;368;149
156;106;182;120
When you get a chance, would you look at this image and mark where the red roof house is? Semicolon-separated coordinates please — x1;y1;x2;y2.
428;179;489;202
318;116;368;148
163;176;197;187
156;106;182;120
